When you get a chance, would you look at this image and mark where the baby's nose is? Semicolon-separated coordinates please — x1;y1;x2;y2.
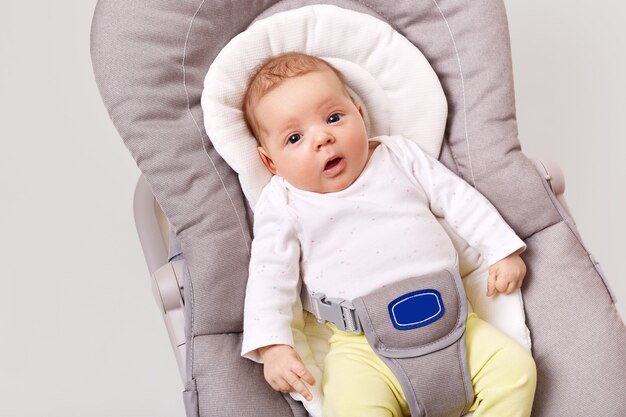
313;130;335;149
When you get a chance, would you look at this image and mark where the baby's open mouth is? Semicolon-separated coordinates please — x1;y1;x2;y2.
324;157;342;172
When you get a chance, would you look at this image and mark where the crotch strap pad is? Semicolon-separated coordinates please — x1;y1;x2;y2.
352;269;473;417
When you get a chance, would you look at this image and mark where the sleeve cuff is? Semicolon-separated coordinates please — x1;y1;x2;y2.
484;239;527;266
241;334;294;363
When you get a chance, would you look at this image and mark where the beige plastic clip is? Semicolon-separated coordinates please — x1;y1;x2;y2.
152;259;187;381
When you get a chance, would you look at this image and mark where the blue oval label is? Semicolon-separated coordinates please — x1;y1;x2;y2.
388;289;445;330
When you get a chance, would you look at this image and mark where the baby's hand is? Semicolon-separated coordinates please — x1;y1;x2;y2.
487;253;527;297
258;344;316;401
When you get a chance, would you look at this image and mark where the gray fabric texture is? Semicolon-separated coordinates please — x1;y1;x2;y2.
522;220;626;415
90;0;626;415
383;336;472;417
353;270;473;417
191;333;298;416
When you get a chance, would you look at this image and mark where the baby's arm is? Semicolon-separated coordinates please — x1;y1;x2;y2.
487;251;527;296
241;182;324;410
241;183;301;361
393;136;527;276
258;344;316;401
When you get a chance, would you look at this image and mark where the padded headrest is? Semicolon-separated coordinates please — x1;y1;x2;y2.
201;5;447;208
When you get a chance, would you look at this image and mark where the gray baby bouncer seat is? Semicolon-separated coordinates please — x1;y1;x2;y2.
90;1;626;416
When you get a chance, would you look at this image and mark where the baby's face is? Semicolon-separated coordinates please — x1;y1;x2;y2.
254;69;370;193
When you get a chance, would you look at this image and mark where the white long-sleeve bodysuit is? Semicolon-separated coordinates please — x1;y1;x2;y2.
241;135;525;360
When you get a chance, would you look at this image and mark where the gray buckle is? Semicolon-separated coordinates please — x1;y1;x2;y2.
312;292;362;334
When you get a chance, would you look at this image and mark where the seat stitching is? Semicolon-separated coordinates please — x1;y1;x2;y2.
431;0;477;188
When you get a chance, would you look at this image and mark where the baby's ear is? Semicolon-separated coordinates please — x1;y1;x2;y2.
258;147;278;175
357;104;364;119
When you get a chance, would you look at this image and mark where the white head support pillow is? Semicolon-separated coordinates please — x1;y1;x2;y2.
201;4;447;209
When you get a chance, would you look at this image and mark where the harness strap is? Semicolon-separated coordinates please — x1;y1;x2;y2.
301;269;473;417
353;269;474;417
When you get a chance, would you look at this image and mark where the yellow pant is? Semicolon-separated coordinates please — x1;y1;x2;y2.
322;313;536;417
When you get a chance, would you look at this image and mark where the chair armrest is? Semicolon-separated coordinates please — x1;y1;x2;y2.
133;175;168;275
532;159;574;220
152;259;187;382
134;175;187;382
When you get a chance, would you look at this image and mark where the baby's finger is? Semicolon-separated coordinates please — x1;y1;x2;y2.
505;281;517;294
288;375;313;401
274;378;292;393
294;365;316;386
495;276;510;294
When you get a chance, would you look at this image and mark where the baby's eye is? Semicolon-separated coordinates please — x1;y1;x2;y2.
287;133;302;144
327;113;342;124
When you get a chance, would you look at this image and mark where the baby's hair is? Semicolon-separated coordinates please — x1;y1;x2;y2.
243;52;350;143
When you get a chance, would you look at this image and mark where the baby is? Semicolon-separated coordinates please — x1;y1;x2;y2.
241;52;536;417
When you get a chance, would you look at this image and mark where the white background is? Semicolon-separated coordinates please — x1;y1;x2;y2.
0;1;623;416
